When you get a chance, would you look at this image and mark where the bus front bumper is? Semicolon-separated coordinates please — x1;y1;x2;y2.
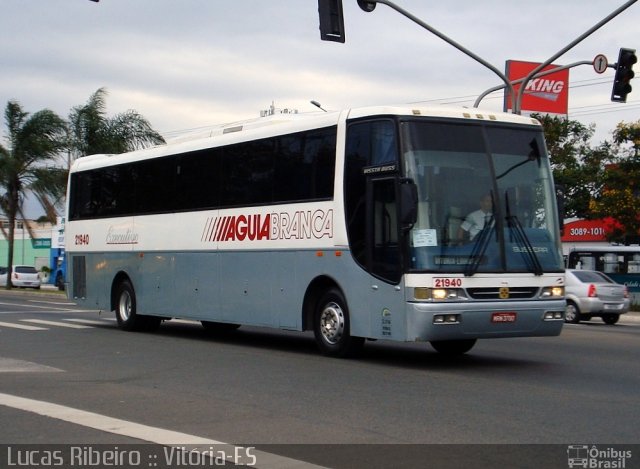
406;299;565;342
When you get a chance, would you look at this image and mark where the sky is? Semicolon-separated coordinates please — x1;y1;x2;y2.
1;2;638;166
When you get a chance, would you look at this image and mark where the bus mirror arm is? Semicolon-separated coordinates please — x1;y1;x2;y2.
399;178;418;230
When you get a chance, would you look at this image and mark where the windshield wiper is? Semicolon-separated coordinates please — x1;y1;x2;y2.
505;193;543;276
464;214;495;277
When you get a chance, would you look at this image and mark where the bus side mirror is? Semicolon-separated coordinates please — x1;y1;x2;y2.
399;179;418;229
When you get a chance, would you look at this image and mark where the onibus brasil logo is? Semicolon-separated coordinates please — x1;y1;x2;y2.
567;445;632;468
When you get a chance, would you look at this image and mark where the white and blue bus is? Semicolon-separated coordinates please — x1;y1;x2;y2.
65;105;565;356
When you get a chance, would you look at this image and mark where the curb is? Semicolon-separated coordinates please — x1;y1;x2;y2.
0;286;67;300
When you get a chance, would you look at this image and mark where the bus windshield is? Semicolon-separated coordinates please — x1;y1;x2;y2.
402;120;564;274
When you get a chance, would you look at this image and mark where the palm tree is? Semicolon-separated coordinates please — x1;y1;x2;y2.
0;101;67;288
68;87;165;159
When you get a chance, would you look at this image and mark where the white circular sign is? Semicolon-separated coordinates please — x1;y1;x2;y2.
593;54;608;74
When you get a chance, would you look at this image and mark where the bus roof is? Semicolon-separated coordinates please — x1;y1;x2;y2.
69;104;542;173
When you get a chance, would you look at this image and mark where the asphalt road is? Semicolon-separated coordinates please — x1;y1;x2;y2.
0;289;639;468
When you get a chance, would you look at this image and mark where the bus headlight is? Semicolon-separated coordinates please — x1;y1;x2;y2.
414;287;468;301
540;286;564;298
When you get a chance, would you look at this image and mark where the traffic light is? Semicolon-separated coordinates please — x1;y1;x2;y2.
318;0;345;43
611;48;637;103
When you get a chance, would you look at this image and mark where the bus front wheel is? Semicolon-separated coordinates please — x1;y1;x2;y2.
314;288;364;358
114;280;160;332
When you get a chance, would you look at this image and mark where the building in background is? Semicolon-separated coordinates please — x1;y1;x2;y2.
0;218;61;285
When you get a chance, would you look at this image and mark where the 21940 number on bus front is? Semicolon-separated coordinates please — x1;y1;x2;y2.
433;278;462;288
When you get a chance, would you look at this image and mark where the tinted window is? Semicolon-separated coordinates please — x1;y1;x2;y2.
572;270;614;283
69;126;337;220
344;119;399;270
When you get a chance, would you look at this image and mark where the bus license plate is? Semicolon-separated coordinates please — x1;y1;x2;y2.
492;312;517;323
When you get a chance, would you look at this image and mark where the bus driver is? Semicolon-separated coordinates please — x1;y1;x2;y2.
457;193;493;242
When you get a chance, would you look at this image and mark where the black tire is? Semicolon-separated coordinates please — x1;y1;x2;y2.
430;339;477;355
114;280;161;332
313;288;364;358
602;314;620;325
201;321;240;334
565;301;581;324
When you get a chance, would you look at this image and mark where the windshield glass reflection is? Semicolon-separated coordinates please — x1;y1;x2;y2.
402;120;564;274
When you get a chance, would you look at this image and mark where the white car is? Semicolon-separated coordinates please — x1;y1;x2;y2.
565;269;630;325
0;265;42;289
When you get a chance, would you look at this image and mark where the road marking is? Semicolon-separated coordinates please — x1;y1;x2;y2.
21;319;92;329
0;392;327;469
0;301;78;311
63;318;114;326
28;299;78;306
0;321;47;331
0;358;63;373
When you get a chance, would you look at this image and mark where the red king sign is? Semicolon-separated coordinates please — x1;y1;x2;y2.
504;60;570;115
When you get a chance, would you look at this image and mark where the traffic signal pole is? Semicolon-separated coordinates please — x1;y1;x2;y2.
321;0;637;114
512;0;637;114
353;0;516;112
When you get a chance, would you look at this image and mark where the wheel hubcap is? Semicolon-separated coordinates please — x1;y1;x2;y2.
320;302;345;345
119;291;132;321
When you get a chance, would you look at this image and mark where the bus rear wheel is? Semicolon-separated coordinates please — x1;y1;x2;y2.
313;288;364;358
430;339;477;355
114;280;160;332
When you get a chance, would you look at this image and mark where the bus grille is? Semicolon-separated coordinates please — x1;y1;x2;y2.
466;287;538;300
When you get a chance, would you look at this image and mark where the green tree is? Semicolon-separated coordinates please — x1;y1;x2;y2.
0;101;67;288
534;113;614;219
590;120;640;243
67;87;165;159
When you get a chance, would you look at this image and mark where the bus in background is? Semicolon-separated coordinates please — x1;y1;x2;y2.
65;104;565;357
567;246;640;303
51;217;66;291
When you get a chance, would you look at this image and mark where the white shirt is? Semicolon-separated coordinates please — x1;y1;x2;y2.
461;210;492;240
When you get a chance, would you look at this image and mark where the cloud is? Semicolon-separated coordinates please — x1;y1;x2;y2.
1;0;638;145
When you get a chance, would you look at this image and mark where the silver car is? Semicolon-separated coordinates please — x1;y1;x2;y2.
565;269;630;325
0;265;42;289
